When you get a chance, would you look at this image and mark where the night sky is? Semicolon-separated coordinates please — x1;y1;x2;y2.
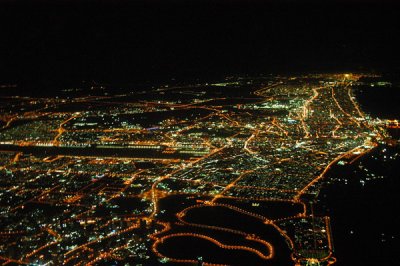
1;0;400;88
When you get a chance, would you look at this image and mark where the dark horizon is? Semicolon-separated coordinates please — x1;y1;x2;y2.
1;0;400;88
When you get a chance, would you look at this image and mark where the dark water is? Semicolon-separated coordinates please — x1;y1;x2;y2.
156;195;293;265
215;198;304;220
158;235;269;266
317;84;400;265
354;84;400;121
